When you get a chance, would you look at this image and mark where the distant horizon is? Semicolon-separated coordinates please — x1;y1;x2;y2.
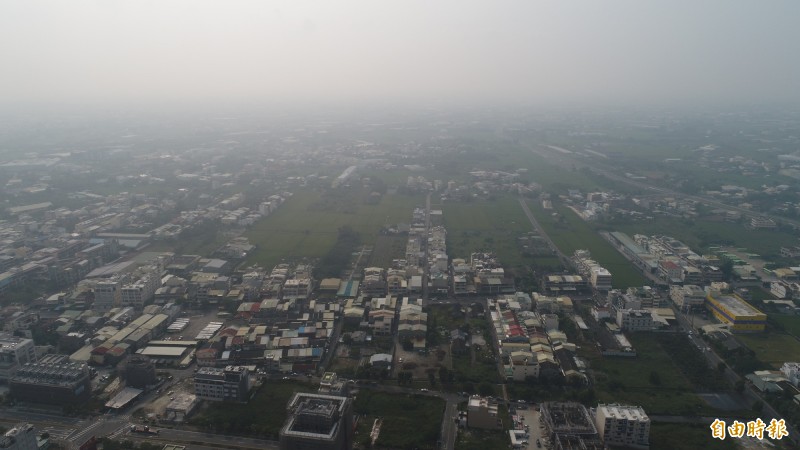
1;1;799;111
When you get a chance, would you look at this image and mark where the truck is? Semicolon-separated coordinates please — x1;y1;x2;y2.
131;425;159;435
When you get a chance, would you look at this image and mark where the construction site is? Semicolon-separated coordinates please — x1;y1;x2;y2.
540;402;603;450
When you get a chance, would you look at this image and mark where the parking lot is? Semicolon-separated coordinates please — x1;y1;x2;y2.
510;403;548;449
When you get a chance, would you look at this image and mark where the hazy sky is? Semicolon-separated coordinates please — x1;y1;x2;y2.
2;1;799;108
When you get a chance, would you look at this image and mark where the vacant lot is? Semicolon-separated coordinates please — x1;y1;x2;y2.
245;189;422;268
369;235;407;268
530;201;649;288
772;314;800;338
189;379;315;439
736;333;800;368
589;333;716;415
353;390;444;450
443;196;533;268
650;423;737;450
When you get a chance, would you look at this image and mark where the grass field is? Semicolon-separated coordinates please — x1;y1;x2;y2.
369;235;407;268
353;390;445;450
610;216;798;258
189;379;315;439
772;314;800;337
530;201;649;288
650;423;737;450
736;333;800;368
443;196;533;268
244;189;423;269
589;333;716;415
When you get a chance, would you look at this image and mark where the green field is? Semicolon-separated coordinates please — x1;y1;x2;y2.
610;216;798;258
245;189;422;269
369;235;408;268
530;201;649;288
443;196;533;269
590;334;716;415
772;314;800;337
353;390;445;450
189;379;315;439
736;333;800;369
650;423;738;450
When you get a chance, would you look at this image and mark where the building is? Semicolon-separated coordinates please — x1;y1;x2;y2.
94;278;122;311
279;393;353;450
194;366;251;402
10;354;90;405
781;362;800;387
120;272;160;308
616;310;654;332
0;334;36;382
0;423;37;450
705;292;767;333
467;396;501;429
594;404;650;449
121;355;156;388
670;285;705;310
590;267;613;292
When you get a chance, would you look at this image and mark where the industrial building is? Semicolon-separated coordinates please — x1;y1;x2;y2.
9;354;90;405
279;393;353;450
194;366;251;402
121;355;156;388
594;404;650;449
540;402;599;450
705;292;767;333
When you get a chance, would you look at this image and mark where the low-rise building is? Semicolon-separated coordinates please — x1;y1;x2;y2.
616;310;654;332
705;292;766;333
0;333;36;382
467;396;501;429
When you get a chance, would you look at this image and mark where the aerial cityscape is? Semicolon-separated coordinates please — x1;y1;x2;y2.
1;2;800;450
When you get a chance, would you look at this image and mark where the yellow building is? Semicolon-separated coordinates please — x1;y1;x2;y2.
705;292;766;333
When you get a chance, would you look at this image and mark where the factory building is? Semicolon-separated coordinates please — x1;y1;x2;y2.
9;355;91;405
705;292;766;333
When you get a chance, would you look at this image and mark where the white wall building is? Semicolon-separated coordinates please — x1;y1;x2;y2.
781;362;800;387
0;334;36;382
616;310;654;332
594;404;650;449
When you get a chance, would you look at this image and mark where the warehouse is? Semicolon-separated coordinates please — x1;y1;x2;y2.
705;292;766;333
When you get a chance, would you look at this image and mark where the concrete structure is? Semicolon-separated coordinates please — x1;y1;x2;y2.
279;393;353;450
781;362;800;387
670;284;705;309
10;355;90;405
122;354;156;388
594;404;650;448
194;366;251;402
0;333;36;382
0;424;37;450
616;310;654;332
705;292;766;333
467;396;501;429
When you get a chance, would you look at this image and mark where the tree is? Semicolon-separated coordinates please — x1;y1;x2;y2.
439;366;450;384
734;380;745;394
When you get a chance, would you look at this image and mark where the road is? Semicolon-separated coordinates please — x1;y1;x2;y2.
423;192;432;303
518;197;572;269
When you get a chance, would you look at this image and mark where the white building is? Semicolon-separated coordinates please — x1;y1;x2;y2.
0;334;36;382
0;423;37;450
594;404;650;449
121;272;160;308
591;267;613;292
616;310;654;332
94;278;122;311
670;285;706;309
780;362;800;387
